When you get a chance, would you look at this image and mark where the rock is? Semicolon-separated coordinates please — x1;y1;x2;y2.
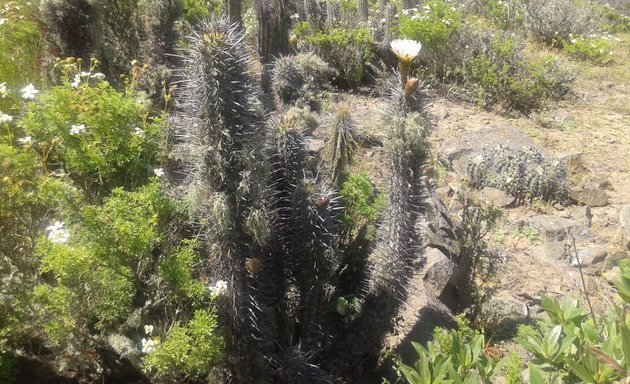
532;241;567;261
481;187;516;208
606;250;628;271
424;191;460;259
440;139;474;164
304;137;325;154
619;205;630;240
570;205;593;227
583;174;610;190
571;246;607;267
569;187;608;207
423;247;457;299
529;215;593;242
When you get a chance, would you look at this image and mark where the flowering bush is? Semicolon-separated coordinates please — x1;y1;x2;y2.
563;35;615;64
397;0;461;52
19;80;163;198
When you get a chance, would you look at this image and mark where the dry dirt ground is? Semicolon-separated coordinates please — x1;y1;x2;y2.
313;33;629;352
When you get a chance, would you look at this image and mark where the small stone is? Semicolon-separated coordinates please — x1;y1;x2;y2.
604;266;621;286
529;215;593;242
481;187;516;208
619;205;630;237
570;205;593;226
569;187;608;207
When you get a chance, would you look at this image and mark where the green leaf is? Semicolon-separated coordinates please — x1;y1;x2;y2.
565;358;595;383
399;363;423;384
528;365;547;384
620;312;630;370
615;271;630;304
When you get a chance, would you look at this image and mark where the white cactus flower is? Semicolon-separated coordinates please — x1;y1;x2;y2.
390;39;422;63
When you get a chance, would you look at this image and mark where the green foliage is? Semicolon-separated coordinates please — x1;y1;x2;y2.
340;172;384;242
143;308;224;378
521;0;594;47
20;81;162;197
182;0;222;23
595;4;630;34
398;0;461;52
517;293;629;383
563;36;615;64
395;317;506;383
272;52;335;108
0;0;44;113
159;240;208;303
504;352;525;384
296;27;373;87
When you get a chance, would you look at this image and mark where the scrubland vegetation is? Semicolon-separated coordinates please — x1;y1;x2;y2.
0;0;629;382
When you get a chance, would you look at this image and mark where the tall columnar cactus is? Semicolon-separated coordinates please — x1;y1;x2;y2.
169;19;270;381
326;0;339;25
322;74;431;379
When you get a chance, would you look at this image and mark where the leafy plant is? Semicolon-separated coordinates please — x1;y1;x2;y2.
20;80;162;198
397;0;461;52
563;36;615;64
143;308;224;378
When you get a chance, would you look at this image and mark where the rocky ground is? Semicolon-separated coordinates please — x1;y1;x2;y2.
308;33;630;374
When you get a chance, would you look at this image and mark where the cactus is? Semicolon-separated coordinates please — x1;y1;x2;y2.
272;52;335;108
169;19;270;381
358;0;369;21
321;104;359;187
467;144;568;203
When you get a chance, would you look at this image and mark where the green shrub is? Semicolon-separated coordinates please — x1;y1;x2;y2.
182;0;223;23
397;0;461;52
595;3;630;34
0;0;44;113
522;0;594;47
395;316;506;383
340;172;384;242
296;27;373;87
20;80;163;198
143;308;224;378
159;240;208;304
563;36;615;64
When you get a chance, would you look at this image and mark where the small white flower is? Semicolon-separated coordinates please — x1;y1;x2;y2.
70;74;81;88
0;82;7;98
209;280;228;297
390;39;422;62
153;168;165;177
17;136;32;145
144;324;154;335
0;112;12;123
290;13;300;19
21;84;38;100
130;59;138;66
0;18;6;25
442;18;450;25
80;71;91;77
141;338;156;354
70;124;86;135
46;221;70;244
90;72;105;80
133;127;145;137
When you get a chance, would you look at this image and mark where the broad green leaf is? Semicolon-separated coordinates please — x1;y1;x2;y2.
615;271;630;304
566;358;596;383
528;364;547;384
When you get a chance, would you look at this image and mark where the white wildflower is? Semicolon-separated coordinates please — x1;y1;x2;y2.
390;39;422;62
144;324;154;335
442;18;450;25
290;13;300;19
141;338;156;354
0;112;12;123
21;84;38;100
17;136;32;145
133;127;145;137
209;280;228;297
70;124;86;135
70;74;81;88
80;71;91;77
0;82;7;98
0;18;5;25
90;72;105;80
153;168;165;177
130;59;138;66
46;221;70;244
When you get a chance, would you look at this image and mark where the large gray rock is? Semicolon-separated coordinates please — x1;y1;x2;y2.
569;187;608;207
571;246;607;268
529;215;593;242
423;247;457;300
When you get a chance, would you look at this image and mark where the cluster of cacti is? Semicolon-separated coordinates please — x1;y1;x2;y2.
271;52;335;108
167;17;433;380
467;144;569;203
